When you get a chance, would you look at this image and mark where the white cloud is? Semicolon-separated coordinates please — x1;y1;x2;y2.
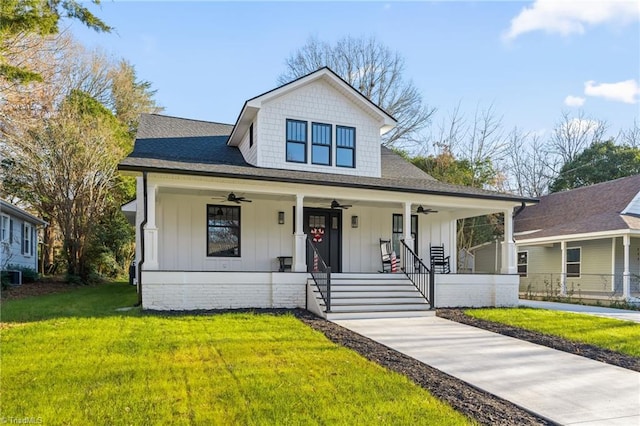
503;0;639;41
584;79;640;104
562;118;602;137
564;95;586;107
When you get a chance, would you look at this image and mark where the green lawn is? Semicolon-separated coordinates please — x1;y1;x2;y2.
1;283;472;425
466;307;640;358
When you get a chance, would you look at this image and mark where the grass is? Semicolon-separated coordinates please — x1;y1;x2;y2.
0;281;138;322
465;307;640;358
1;283;472;425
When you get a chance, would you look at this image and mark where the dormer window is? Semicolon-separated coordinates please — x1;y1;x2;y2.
311;122;331;165
336;126;355;168
286;119;307;163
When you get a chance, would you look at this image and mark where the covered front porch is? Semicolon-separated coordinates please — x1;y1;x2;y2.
135;172;523;312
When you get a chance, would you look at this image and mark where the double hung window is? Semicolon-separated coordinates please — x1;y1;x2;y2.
336;126;355;168
311;122;331;165
566;247;580;277
286;120;307;163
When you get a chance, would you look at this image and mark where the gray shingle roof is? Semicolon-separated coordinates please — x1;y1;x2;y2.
120;114;533;203
515;174;640;240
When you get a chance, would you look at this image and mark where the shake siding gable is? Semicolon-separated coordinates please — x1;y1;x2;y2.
238;121;257;166
256;79;382;177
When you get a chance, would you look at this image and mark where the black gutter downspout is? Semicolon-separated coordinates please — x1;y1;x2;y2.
135;171;148;307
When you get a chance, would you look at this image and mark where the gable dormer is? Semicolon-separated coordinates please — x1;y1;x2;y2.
227;68;396;178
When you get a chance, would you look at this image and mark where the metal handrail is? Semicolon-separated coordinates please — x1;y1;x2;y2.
306;236;331;312
400;239;434;308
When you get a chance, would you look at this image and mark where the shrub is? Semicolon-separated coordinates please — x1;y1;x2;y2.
4;264;39;283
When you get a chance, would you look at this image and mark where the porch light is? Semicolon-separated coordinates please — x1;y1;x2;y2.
351;215;358;228
278;211;285;225
215;207;224;216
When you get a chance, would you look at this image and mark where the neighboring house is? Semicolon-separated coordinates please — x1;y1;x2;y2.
1;199;47;275
119;67;535;317
512;175;640;301
466;240;503;274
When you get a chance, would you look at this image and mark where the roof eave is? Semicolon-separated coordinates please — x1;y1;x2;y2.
117;163;535;204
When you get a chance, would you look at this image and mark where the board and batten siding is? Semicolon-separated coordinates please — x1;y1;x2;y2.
256;79;382;177
155;193;454;273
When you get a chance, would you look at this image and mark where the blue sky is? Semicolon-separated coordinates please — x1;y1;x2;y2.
69;1;639;143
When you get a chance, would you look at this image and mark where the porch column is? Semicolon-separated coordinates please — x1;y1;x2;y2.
500;208;516;274
623;234;630;300
293;194;307;272
560;240;567;295
143;182;159;270
611;237;616;292
403;201;414;250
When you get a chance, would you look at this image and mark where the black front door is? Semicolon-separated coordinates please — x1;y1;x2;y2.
304;208;342;273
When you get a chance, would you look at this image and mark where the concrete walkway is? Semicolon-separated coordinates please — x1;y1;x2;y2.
333;316;640;425
518;299;640;323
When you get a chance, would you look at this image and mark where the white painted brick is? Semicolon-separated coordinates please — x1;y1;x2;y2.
142;271;307;311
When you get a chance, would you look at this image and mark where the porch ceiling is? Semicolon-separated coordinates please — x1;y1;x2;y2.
157;186;505;218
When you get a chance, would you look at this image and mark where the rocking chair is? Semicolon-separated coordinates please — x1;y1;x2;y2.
379;239;393;273
430;244;451;274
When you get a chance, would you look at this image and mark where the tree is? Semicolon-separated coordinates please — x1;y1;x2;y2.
503;128;555;197
108;59;163;134
2;91;128;279
619;119;639;148
0;0;111;84
279;36;435;148
549;111;608;166
409;150;502;254
426;102;508;190
549;140;640;192
1;36;162;279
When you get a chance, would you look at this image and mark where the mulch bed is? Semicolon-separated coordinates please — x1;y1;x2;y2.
437;308;640;372
0;279;83;301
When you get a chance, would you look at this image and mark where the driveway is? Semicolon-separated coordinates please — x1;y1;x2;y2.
333;316;640;425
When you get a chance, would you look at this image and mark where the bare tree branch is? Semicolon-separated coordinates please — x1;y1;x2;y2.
279;35;435;149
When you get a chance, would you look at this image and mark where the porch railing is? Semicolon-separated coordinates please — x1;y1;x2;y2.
400;239;435;308
519;272;640;300
307;236;331;312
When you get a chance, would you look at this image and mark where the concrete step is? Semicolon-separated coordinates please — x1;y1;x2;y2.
325;290;424;298
315;284;416;292
331;273;408;280
327;310;435;320
330;296;428;304
329;302;430;312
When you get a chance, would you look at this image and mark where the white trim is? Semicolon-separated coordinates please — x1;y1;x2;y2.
517;229;639;245
621;190;640;215
513;229;542;237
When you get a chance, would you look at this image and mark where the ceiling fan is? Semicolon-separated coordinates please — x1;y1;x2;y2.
214;192;252;203
330;200;352;209
416;205;438;214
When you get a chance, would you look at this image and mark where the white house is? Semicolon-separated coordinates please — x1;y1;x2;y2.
1;199;47;280
513;175;640;301
119;68;535;318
